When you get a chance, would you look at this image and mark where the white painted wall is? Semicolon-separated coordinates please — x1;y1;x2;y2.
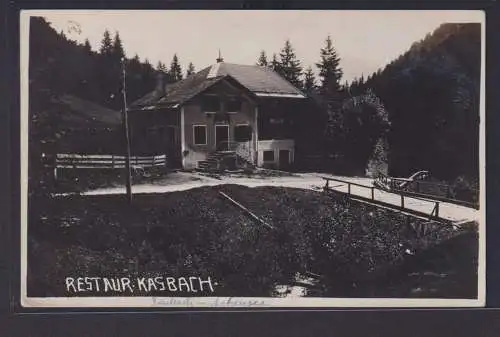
257;139;295;168
184;151;208;170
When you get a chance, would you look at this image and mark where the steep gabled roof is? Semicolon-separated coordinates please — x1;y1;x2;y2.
130;62;306;110
131;66;213;108
212;63;305;97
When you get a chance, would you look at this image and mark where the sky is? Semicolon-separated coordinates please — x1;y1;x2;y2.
34;10;483;83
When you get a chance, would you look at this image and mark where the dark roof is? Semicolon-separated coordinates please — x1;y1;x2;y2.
214;63;305;96
51;94;122;128
131;66;213;108
130;62;306;110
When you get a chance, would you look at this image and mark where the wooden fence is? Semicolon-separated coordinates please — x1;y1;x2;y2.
43;153;167;179
322;177;447;223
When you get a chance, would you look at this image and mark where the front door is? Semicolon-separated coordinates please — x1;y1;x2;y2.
163;126;181;167
278;149;290;170
215;124;230;151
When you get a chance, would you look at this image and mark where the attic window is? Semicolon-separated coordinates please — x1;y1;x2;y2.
202;96;220;113
270;118;285;125
226;97;242;113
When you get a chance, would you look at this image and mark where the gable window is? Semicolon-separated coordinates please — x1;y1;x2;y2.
263;150;275;162
193;125;207;145
226;97;242;113
202;96;220;113
270;118;285;125
234;124;252;142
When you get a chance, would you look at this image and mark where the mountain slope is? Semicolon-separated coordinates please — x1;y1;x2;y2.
364;23;481;183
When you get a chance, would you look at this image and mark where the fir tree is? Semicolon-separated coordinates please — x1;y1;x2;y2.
186;62;195;76
270;53;280;72
257;50;268;66
303;66;316;92
278;39;303;88
126;53;145;102
83;38;92;54
316;35;343;95
99;29;113;56
112;31;125;60
169;54;183;81
97;29;120;108
156;61;167;73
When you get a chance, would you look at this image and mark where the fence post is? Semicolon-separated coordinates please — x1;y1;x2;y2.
401;194;404;209
435;202;439;217
325;179;329;190
371;187;374;200
347;183;351;195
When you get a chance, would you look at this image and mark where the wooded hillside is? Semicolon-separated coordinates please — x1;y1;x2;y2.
357;23;481;183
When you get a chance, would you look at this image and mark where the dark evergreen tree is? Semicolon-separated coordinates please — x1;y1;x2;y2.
83;38;92;54
316;35;343;96
156;61;167;73
186;62;195;76
126;54;146;102
97;30;116;107
77;38;96;101
278;39;303;88
141;58;157;92
99;29;113;56
169;54;183;81
303;66;316;93
257;50;268;66
112;31;125;60
270;53;280;72
96;31;126;109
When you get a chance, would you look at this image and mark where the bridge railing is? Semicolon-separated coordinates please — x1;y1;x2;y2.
322;176;442;220
375;173;478;209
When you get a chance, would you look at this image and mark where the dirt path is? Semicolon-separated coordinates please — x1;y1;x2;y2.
82;171;480;224
83;171;345;195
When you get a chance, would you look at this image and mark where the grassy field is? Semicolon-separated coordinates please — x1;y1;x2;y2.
27;185;478;298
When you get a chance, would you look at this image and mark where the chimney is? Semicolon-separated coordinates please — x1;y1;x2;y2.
155;72;166;95
216;49;224;63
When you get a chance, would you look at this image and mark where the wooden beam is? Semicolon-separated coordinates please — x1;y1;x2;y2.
219;191;274;230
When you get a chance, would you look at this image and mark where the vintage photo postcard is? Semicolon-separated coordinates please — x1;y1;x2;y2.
20;10;485;308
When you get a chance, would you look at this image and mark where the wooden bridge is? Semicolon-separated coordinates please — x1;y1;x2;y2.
322;176;479;225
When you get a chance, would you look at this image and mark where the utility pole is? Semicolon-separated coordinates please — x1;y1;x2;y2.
121;57;133;203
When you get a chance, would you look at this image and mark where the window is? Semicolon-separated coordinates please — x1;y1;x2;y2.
226;97;242;113
193;125;207;145
201;96;220;113
270;118;285;125
263;150;275;162
234;125;252;142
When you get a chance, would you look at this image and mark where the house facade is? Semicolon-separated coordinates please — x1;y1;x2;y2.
129;60;308;171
